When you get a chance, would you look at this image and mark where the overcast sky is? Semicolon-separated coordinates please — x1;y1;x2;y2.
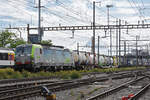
0;0;150;55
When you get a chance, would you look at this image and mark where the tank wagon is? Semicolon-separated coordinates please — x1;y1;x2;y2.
72;51;117;69
0;48;15;68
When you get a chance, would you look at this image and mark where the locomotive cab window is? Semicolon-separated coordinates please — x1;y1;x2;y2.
16;45;32;55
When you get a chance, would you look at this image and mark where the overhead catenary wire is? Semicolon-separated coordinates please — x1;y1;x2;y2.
127;0;145;20
49;0;93;23
2;0;67;27
3;0;40;26
9;0;99;41
9;0;81;38
2;0;150;48
9;0;76;27
10;0;62;26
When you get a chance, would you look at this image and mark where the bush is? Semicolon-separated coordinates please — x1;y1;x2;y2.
22;70;33;78
0;67;147;80
36;71;54;77
70;72;81;79
61;73;70;79
0;68;23;79
11;71;22;79
58;71;71;79
91;68;100;72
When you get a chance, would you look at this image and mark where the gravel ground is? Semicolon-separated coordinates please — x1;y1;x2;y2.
138;87;150;100
102;77;150;100
26;77;133;100
24;70;150;100
81;73;107;79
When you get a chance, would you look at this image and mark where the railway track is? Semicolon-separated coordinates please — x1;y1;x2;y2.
0;76;58;85
0;70;142;92
87;76;149;100
0;71;143;92
0;78;59;92
0;71;141;100
129;81;150;100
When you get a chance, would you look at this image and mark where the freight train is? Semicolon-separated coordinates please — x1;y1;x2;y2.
2;44;148;71
14;44;118;71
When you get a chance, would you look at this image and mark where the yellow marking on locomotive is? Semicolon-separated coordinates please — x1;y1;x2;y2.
65;58;70;63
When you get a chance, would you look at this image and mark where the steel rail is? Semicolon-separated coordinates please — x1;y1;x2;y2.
0;81;72;97
129;82;150;100
0;76;57;84
0;70;136;92
0;71;136;93
86;76;147;100
0;73;137;100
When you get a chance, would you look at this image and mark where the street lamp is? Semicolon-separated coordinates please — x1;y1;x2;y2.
106;5;113;26
106;4;113;67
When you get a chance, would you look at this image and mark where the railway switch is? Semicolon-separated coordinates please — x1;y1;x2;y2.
40;86;56;100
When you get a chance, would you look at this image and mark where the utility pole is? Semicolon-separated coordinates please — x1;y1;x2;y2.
110;29;112;56
146;44;148;65
110;29;112;67
136;36;138;66
116;19;118;66
71;30;75;38
17;29;22;39
38;0;41;43
27;24;30;43
124;41;126;65
98;36;100;65
77;43;79;55
128;43;129;54
116;19;118;58
119;19;121;66
93;1;96;65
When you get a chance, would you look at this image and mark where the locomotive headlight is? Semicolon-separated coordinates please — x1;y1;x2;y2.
20;54;24;56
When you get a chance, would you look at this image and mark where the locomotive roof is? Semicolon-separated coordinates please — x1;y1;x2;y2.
17;44;64;48
43;46;69;51
16;44;70;51
40;44;64;48
16;44;32;47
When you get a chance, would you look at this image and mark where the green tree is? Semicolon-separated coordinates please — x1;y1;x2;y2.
0;30;17;47
41;40;52;46
0;30;27;48
10;38;27;48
